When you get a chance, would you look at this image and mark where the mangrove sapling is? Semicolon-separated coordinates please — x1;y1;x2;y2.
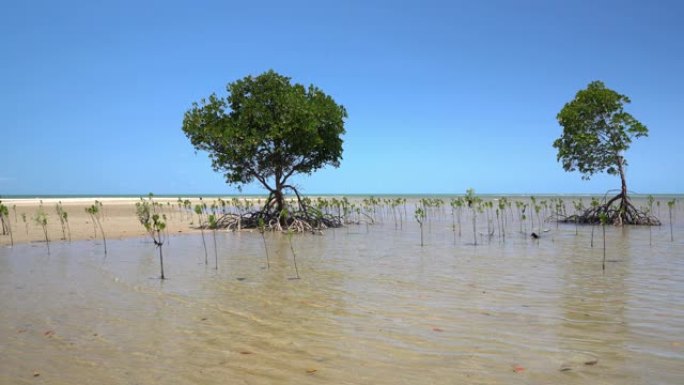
465;189;481;245
281;210;300;279
414;207;426;247
85;204;107;255
599;212;608;272
515;201;526;233
534;204;542;238
590;197;600;248
162;214;171;245
498;198;507;242
572;199;584;236
55;202;67;241
484;201;493;238
555;199;563;229
647;195;655;246
258;218;270;269
176;198;183;219
391;199;399;230
21;213;28;235
63;211;71;242
451;197;464;238
0;201;8;236
0;202;13;246
668;199;676;242
641;204;654;246
208;214;219;270
288;230;300;279
194;205;208;265
34;209;50;255
495;208;502;242
136;199;167;280
521;204;528;234
96;200;105;221
450;199;457;244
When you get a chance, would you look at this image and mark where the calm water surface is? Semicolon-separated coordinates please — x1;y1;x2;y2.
1;200;683;384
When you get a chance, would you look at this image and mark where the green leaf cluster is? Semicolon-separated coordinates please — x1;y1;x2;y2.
553;81;647;179
136;199;166;240
182;70;347;193
34;208;48;226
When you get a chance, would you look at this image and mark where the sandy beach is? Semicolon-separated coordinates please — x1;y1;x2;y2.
0;197;223;246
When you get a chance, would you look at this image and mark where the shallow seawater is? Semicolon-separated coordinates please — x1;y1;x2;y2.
1;203;683;384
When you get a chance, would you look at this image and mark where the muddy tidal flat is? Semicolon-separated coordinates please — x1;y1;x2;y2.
1;196;683;384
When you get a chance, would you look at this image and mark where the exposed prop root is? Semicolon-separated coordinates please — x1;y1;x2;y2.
560;193;661;226
206;209;343;233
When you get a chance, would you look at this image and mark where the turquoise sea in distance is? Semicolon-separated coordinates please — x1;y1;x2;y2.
2;193;682;200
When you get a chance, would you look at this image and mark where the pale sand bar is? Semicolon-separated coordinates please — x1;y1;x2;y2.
0;197;219;246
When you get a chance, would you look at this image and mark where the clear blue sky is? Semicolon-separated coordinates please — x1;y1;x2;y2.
1;0;682;195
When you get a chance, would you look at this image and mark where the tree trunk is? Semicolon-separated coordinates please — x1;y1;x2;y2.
274;189;284;214
616;155;628;226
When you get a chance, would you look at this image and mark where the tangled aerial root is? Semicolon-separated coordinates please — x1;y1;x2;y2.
206;209;343;233
560;193;660;226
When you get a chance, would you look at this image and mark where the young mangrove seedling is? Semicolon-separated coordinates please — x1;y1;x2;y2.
529;196;536;234
572;199;584;236
599;212;608;272
56;202;67;241
194;204;209;265
136;199;167;280
85;204;107;255
414;207;425;247
498;198;507;242
21;213;28;235
63;211;71;242
450;198;464;241
258;217;270;269
534;204;543;237
208;214;219;270
589;197;600;248
34;208;50;255
288;229;300;279
647;195;655;246
281;209;300;279
668;199;676;242
0;202;13;246
465;189;481;245
96;200;105;221
0;201;7;235
516;201;527;234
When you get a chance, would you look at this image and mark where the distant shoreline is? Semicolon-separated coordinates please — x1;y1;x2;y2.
2;192;682;200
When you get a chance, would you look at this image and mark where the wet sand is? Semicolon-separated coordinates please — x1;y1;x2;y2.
0;197;248;246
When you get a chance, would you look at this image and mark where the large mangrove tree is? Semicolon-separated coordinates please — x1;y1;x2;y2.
554;81;659;225
182;70;347;230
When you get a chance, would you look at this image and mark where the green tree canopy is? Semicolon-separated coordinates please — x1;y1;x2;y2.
553;80;647;181
182;70;347;213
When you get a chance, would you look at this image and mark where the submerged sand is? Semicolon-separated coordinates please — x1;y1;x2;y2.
1;196;683;384
1;201;683;384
